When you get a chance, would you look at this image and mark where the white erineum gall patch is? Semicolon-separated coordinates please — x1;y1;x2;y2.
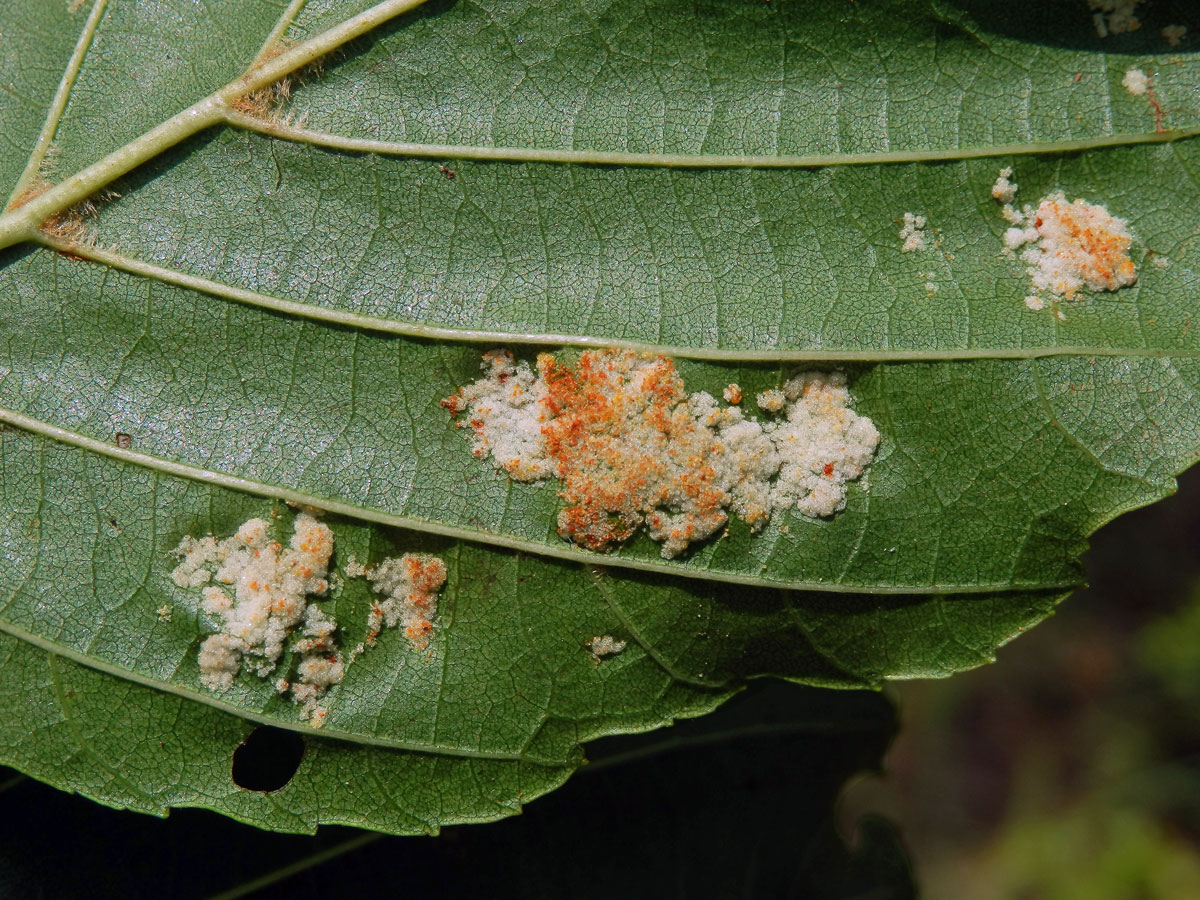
993;170;1137;307
439;349;553;482
1122;68;1150;96
586;635;627;660
991;168;1018;205
365;555;447;650
171;514;446;727
443;350;880;558
1026;193;1137;297
899;212;927;252
172;513;338;723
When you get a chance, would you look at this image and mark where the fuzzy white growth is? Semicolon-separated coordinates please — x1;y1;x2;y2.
1088;0;1143;37
768;372;881;518
1122;68;1150;96
1162;25;1187;47
172;517;448;725
291;649;344;726
1024;192;1137;298
170;536;220;588
991;168;1018;204
992;168;1032;229
342;554;368;578
196;634;242;690
1025;295;1046;311
587;635;627;660
446;351;880;558
991;172;1137;304
365;555;448;650
756;389;786;413
685;391;780;534
723;383;742;405
171;514;339;723
1004;226;1039;252
441;349;553;482
1001;204;1030;226
899;212;927;252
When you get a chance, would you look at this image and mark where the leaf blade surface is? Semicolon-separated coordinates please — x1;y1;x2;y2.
0;0;1196;834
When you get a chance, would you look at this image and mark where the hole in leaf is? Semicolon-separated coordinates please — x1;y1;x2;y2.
231;725;304;792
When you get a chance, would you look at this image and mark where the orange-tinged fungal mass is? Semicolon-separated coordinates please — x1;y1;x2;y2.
444;349;880;558
1028;192;1137;298
364;554;448;652
538;350;729;553
994;172;1138;308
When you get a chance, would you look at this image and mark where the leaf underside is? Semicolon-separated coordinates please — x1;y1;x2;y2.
0;0;1196;834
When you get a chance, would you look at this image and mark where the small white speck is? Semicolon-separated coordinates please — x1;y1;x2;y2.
899;212;927;253
991;168;1018;204
1122;68;1150;97
587;635;627;660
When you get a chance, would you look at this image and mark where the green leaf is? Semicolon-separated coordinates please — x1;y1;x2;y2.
0;428;735;762
37;0;290;177
86;134;1200;355
37;0;1200;354
0;0;1196;834
0;1;87;199
294;0;1200;157
1;248;1194;590
0;629;578;832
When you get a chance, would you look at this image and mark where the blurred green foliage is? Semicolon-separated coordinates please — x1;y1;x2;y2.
863;468;1200;899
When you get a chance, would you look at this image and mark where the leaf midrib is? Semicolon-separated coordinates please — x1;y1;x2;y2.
4;0;110;208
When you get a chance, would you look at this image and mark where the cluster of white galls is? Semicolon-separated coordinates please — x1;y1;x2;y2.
451;350;555;482
172;514;340;722
171;513;445;726
452;350;880;558
691;372;880;523
991;167;1137;312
